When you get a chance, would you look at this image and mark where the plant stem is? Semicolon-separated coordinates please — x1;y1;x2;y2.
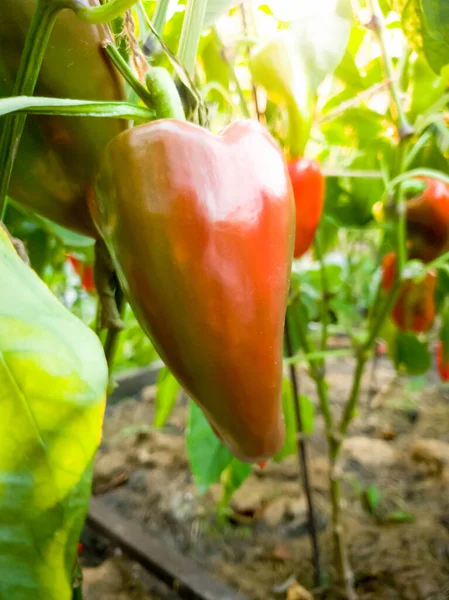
288;297;333;433
212;28;251;119
285;318;322;588
104;43;155;108
104;285;126;370
240;2;261;121
314;235;329;353
0;0;61;220
367;0;413;140
339;281;399;438
153;0;172;35
71;0;140;24
177;0;208;75
329;444;357;600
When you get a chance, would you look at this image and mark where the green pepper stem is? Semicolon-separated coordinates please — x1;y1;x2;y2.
71;0;140;24
104;43;155;110
177;0;208;75
0;0;61;220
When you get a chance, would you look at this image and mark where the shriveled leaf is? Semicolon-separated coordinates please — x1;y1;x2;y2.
187;401;232;493
0;227;108;598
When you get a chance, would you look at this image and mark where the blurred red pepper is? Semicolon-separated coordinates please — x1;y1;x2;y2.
67;254;96;293
288;158;325;259
381;252;436;333
381;252;396;292
436;340;449;381
90;119;295;463
406;177;449;263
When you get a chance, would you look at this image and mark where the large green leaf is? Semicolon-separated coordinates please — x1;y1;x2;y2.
397;0;449;73
289;0;352;93
186;401;232;493
420;0;449;47
0;227;108;599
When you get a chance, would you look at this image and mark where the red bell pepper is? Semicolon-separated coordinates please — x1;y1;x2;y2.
90;119;295;462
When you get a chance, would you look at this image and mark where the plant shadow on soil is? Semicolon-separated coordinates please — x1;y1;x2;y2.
81;350;449;600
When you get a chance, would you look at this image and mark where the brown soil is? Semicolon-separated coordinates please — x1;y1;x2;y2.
82;353;449;600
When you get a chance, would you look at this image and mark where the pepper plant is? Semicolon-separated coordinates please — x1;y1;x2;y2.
3;1;449;600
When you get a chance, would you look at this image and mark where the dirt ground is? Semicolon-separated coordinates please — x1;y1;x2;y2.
81;351;449;600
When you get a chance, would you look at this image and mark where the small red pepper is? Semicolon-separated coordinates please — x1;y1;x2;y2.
67;253;96;293
381;252;396;292
381;252;436;333
406;177;449;262
91;119;295;463
288;158;325;259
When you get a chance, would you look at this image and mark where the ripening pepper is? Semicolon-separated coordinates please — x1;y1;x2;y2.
406;178;449;263
0;0;125;237
381;252;436;333
90;119;295;463
288;158;324;259
436;340;449;381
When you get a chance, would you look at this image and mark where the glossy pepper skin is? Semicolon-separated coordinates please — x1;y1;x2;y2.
288;158;324;259
91;119;295;463
0;0;125;237
381;252;436;333
406;178;449;263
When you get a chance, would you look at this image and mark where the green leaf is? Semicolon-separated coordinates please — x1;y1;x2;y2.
220;458;252;507
0;227;108;598
274;377;296;461
420;0;449;47
186;401;232;493
154;366;181;427
382;510;416;523
38;218;95;249
363;485;381;515
398;0;449;73
0;96;153;120
203;0;240;27
288;0;352;93
391;331;432;375
439;300;449;362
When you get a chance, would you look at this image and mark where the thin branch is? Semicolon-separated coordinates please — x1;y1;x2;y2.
285;318;322;588
317;79;392;124
240;2;262;121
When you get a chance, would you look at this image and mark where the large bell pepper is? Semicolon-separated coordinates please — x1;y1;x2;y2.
90;119;295;462
406;177;449;263
0;0;125;237
288;158;325;259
